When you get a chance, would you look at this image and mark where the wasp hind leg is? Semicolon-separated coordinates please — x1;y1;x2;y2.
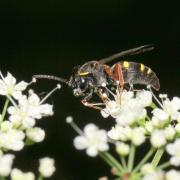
113;63;125;104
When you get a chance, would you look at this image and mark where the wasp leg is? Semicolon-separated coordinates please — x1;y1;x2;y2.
81;101;104;110
81;89;105;110
97;88;110;104
113;63;125;104
81;99;104;110
129;84;134;91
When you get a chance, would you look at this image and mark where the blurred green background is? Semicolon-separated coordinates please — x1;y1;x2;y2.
0;0;180;179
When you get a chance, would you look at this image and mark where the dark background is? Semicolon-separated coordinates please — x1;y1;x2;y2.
0;0;180;179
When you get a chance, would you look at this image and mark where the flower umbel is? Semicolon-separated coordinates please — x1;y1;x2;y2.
0;71;58;180
68;81;180;179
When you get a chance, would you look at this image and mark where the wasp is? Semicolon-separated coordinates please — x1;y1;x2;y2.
33;45;160;110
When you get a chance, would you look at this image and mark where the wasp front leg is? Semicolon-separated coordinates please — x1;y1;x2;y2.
81;89;105;110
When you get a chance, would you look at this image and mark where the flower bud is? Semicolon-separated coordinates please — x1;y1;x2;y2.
116;142;129;156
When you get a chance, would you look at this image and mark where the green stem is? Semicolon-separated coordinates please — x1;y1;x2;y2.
0;176;5;180
99;151;124;172
37;174;43;180
150;102;157;109
120;156;127;169
157;161;171;170
133;147;155;173
128;144;136;172
151;148;164;168
1;98;9;122
99;152;115;168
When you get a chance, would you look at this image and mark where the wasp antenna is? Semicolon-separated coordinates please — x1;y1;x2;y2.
99;44;154;64
33;74;69;85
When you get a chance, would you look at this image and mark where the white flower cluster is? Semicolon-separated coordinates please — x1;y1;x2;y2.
100;85;180;166
68;82;180;179
0;72;57;179
143;169;180;180
101;90;151;126
0;72;54;150
10;157;56;180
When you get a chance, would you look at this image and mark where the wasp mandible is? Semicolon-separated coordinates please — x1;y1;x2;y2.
33;45;160;110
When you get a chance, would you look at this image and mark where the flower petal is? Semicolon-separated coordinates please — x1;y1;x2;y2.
73;136;88;150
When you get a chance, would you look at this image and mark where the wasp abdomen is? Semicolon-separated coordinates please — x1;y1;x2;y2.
116;61;160;90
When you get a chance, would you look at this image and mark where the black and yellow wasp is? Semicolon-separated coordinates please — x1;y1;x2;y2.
33;45;160;109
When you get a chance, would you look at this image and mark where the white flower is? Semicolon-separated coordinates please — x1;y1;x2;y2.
100;109;110;118
0;72;28;99
0;154;14;177
23;92;54;118
150;130;166;148
166;170;180;180
164;126;176;141
8;92;53;128
116;106;146;126
73;124;109;157
131;127;145;146
0;121;13;132
141;163;154;175
143;171;164;180
159;94;168;99
166;139;180;166
116;142;129;156
39;157;55;177
136;90;152;107
163;97;180;120
0;129;25;151
11;168;35;180
26;127;45;142
152;108;169;128
108;125;132;141
101;90;148;125
152;108;169;121
102;100;121;119
8;105;36;128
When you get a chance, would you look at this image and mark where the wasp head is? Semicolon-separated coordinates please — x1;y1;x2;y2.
68;65;94;97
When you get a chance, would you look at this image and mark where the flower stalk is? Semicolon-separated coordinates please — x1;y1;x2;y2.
133;147;155;173
128;144;136;172
120;156;127;169
99;152;123;172
37;174;43;180
1;98;9;122
157;161;171;170
0;176;5;180
151;148;164;168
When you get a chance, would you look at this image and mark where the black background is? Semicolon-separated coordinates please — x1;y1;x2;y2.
0;0;180;179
